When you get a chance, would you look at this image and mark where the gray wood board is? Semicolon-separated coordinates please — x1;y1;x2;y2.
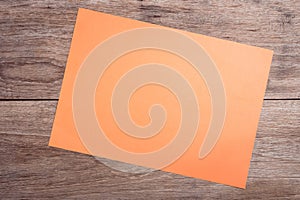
0;0;299;99
0;100;299;199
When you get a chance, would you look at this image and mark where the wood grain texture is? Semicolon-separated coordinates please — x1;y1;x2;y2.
0;100;299;199
0;0;299;199
0;0;299;99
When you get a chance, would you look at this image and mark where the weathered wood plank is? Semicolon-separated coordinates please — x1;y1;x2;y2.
0;100;299;198
0;0;299;99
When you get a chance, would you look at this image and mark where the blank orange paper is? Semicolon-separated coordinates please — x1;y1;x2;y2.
49;8;273;188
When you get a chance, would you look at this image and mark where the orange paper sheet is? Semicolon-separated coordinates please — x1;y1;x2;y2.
49;8;273;188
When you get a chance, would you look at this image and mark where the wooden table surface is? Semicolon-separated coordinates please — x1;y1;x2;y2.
1;0;299;199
